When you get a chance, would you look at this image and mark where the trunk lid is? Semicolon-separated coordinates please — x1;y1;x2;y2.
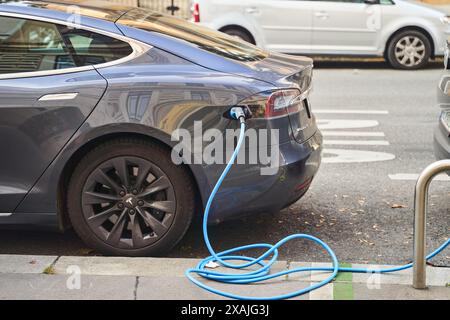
238;52;316;143
234;51;313;89
116;9;316;141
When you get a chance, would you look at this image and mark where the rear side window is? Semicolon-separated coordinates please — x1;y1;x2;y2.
0;16;133;75
58;26;134;67
117;9;268;62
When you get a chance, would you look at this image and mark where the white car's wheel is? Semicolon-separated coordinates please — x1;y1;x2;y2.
387;30;431;70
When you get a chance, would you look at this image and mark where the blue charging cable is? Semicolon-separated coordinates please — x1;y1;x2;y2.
185;108;450;300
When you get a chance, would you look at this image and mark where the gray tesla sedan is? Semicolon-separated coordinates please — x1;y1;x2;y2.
0;0;322;256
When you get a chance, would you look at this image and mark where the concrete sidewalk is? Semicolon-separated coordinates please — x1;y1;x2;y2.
0;255;448;300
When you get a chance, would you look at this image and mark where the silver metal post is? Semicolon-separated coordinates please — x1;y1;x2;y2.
413;160;450;289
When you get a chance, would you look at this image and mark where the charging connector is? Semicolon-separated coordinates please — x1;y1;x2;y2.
226;106;252;122
229;107;246;121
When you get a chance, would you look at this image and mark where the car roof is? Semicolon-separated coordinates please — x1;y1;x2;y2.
0;0;134;33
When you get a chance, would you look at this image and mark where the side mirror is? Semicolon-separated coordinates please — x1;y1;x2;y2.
364;0;380;4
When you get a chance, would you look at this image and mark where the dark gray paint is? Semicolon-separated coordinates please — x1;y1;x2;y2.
0;70;107;213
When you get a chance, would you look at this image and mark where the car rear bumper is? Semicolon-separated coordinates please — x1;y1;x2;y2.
434;121;450;161
207;131;323;224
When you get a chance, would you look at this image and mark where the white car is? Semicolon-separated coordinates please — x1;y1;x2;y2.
191;0;450;69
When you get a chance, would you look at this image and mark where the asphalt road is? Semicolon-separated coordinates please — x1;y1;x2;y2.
0;60;449;267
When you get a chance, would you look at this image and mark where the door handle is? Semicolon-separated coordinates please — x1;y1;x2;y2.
38;93;78;101
315;11;330;19
245;7;259;14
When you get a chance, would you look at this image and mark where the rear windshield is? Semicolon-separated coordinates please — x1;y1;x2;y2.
117;8;268;62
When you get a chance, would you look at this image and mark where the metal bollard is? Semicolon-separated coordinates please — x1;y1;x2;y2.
413;160;450;289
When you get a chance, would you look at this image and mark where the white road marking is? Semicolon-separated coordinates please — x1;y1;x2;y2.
324;140;390;146
318;117;394;164
315;109;389;115
318;120;379;130
388;174;450;181
323;149;396;163
322;131;385;137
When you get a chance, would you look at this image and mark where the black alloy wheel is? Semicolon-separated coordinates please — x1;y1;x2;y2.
67;138;195;256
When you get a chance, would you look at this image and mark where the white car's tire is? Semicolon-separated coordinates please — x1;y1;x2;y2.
386;30;432;70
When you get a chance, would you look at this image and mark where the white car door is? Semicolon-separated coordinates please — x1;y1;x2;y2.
245;0;314;53
311;0;382;55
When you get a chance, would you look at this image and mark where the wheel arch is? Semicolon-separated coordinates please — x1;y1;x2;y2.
384;26;435;59
57;127;205;230
219;25;256;44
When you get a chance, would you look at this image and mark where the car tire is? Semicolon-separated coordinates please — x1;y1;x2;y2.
222;28;254;44
386;30;431;70
67;138;195;256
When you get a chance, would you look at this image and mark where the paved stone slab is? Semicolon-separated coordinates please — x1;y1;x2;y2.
351;263;412;285
200;277;311;300
0;273;136;300
138;261;310;300
348;264;450;287
1;255;448;300
137;276;226;300
352;283;450;300
137;275;311;300
286;262;312;282
54;256;289;277
54;256;201;277
310;262;334;282
309;283;334;300
427;267;450;287
0;255;57;274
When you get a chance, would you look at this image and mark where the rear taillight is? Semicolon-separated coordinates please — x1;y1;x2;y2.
266;89;302;118
191;2;200;23
239;89;302;119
